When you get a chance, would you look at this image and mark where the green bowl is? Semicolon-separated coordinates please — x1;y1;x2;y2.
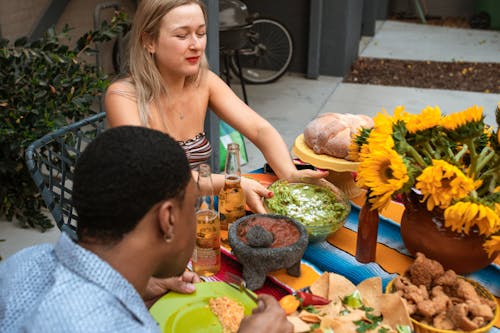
263;178;351;243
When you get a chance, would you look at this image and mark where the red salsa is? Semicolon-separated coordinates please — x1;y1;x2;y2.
237;216;300;248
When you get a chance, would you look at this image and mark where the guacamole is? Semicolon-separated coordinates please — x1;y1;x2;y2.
264;180;349;227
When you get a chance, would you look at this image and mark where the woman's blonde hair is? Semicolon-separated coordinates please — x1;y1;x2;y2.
127;0;209;126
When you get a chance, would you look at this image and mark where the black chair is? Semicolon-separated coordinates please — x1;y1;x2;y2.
24;112;106;240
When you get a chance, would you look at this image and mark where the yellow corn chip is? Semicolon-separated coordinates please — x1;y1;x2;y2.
298;310;322;323
377;293;413;329
328;273;357;302
286;316;311;333
357;276;382;308
310;272;329;298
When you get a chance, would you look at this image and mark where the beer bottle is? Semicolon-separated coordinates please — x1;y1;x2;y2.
219;143;246;242
192;163;220;276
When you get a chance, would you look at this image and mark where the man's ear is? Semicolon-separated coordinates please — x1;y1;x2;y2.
158;200;175;243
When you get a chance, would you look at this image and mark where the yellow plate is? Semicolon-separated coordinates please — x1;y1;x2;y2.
292;134;359;172
150;282;257;333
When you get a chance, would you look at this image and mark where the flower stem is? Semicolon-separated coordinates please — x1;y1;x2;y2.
424;142;439;159
406;144;427;167
454;144;468;162
464;138;478;178
475;147;494;175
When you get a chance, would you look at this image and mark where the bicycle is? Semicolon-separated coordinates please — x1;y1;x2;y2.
229;17;293;84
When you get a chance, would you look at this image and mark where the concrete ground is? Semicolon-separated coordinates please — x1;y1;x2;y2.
1;20;499;259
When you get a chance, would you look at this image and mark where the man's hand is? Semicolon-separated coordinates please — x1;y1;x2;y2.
143;271;200;308
238;294;293;333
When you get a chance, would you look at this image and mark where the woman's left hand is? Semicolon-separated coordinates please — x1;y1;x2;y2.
241;177;273;214
143;271;200;308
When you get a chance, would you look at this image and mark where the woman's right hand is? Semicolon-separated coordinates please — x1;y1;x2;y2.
240;177;273;214
238;294;293;333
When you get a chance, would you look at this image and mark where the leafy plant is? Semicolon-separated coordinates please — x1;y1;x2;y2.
0;12;129;230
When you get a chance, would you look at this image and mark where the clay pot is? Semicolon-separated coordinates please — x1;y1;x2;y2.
400;190;497;274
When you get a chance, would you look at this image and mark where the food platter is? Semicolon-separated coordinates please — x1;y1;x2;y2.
292;134;359;171
150;282;256;333
292;134;362;198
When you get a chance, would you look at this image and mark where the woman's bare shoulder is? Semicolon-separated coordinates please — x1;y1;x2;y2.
205;69;222;84
106;79;136;100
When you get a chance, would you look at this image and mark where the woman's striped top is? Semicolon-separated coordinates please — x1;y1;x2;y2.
177;132;212;170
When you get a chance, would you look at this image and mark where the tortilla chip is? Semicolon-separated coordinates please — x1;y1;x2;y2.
310;272;329;298
357;276;382;308
328;273;357;302
321;300;343;318
320;315;359;333
377;293;413;329
298;310;322;323
286;316;311;333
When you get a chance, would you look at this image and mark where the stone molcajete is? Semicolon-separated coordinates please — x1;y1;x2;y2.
228;214;308;290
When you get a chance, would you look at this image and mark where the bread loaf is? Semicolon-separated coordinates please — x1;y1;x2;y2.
303;113;374;160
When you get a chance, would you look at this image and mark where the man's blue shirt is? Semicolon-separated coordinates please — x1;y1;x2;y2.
0;233;159;332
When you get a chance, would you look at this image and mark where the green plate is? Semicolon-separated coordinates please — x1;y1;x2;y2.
149;282;257;333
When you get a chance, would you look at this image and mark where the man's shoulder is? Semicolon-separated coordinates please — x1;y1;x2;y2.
0;243;56;284
2;277;159;333
0;243;58;332
28;287;159;333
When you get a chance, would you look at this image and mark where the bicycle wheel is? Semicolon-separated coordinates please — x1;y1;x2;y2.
230;18;293;84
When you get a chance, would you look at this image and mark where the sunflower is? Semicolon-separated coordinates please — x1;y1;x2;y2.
483;235;500;258
357;146;409;210
353;103;499;259
348;127;372;161
440;105;483;131
415;160;481;211
444;201;500;236
441;105;485;142
406;105;442;134
367;110;395;147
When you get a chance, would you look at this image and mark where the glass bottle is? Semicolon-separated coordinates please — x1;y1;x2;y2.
192;163;221;276
219;143;246;242
355;195;379;263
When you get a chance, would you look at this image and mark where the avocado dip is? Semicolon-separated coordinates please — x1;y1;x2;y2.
264;180;348;227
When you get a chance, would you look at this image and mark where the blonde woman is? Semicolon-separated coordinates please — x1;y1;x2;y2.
105;0;326;213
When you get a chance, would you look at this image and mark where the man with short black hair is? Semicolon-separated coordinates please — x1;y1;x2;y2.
0;126;292;333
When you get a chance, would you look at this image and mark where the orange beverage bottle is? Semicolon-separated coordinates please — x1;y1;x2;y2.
192;164;220;276
355;195;379;263
219;143;246;241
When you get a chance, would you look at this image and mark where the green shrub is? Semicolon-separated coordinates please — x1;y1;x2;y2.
0;12;129;230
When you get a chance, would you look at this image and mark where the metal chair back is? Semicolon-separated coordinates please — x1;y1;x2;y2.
24;112;106;240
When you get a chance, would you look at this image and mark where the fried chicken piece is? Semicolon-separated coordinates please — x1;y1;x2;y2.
417;286;452;318
434;269;457;287
466;299;494;321
433;312;454;330
453;278;481;303
393;276;429;304
448;303;480;331
405;253;445;289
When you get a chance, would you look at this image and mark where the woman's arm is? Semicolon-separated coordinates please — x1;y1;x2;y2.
206;71;326;181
